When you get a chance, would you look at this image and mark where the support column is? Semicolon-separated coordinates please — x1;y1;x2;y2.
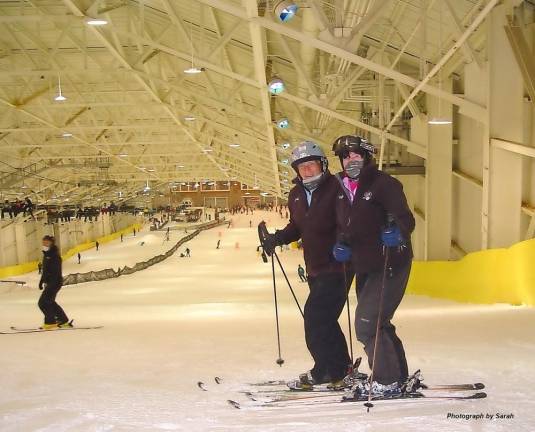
425;77;453;260
485;4;525;248
14;224;28;265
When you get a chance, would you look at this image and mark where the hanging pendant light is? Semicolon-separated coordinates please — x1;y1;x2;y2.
184;21;203;74
54;75;66;101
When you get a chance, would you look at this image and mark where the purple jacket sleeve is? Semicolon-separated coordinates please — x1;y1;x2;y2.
379;177;415;240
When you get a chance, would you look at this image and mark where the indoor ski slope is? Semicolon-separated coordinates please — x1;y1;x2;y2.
1;211;534;432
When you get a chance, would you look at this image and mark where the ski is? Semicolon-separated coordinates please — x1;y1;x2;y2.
228;391;487;410
342;391;487;404
244;383;485;403
248;381;484;397
2;325;102;334
244;390;341;403
419;382;485;391
247;379;288;387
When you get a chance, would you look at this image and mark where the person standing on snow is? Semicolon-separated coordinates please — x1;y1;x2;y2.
297;264;308;282
261;141;351;390
38;235;71;329
331;135;415;398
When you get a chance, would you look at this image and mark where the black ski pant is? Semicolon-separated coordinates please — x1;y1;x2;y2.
306;272;351;383
354;261;411;385
38;283;68;325
299;274;307;282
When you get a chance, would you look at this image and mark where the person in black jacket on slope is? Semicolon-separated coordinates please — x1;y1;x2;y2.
332;135;415;398
38;235;71;329
262;141;351;390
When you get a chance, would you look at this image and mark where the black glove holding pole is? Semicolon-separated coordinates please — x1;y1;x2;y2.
258;221;284;256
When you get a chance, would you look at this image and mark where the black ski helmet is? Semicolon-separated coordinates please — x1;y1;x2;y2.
332;135;376;165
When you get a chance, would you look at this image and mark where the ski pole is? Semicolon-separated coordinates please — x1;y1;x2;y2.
365;247;390;412
273;251;304;318
258;221;303;319
343;263;355;370
271;253;284;367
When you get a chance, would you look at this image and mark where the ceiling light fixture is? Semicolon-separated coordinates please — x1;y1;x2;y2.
184;21;203;74
274;0;298;22
268;77;285;95
54;75;66;101
184;115;196;121
276;118;290;129
428;118;453;125
184;67;203;74
86;18;108;26
62;132;73;137
229;143;240;148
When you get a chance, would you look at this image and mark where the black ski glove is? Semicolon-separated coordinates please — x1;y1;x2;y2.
263;232;283;256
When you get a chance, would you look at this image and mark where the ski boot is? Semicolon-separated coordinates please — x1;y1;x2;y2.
350;380;402;399
57;320;73;328
326;379;347;390
287;371;331;391
400;370;424;393
40;323;59;330
342;357;368;388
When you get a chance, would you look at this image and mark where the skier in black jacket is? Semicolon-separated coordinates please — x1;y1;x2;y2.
262;141;351;390
332;135;415;398
38;235;70;329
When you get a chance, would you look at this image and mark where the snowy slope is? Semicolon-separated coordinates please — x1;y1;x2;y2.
0;211;534;432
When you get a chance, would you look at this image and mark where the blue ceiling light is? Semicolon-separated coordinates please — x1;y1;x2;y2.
274;0;299;22
276;118;290;129
268;77;285;95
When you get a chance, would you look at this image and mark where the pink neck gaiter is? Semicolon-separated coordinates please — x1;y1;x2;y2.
342;176;359;202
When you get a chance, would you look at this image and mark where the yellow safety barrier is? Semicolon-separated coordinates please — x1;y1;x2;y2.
407;238;535;306
0;222;143;279
0;261;40;279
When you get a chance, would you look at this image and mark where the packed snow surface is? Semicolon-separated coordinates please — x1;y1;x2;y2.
1;211;534;431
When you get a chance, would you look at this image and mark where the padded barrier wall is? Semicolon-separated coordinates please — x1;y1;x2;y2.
406;238;535;306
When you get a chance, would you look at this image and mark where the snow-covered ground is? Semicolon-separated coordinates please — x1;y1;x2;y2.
0;211;534;432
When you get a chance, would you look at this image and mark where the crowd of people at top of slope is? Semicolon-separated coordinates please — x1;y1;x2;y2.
229;204;289;219
0;197;35;220
0;200;139;224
